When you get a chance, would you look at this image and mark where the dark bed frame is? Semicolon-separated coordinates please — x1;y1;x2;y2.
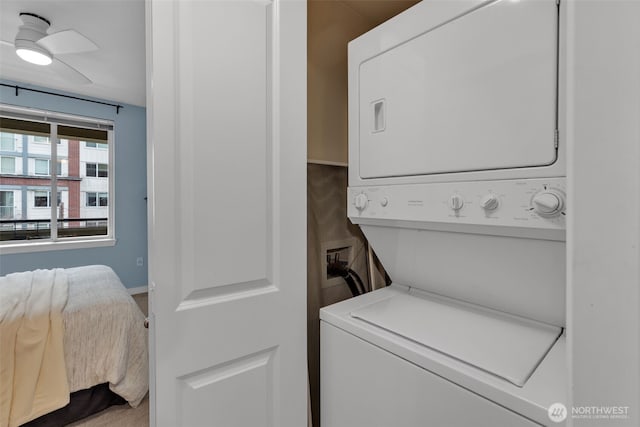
21;383;127;427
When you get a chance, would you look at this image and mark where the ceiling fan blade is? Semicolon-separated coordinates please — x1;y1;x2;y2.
51;57;92;85
37;30;98;55
0;39;15;47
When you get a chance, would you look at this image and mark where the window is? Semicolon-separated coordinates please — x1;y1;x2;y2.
34;191;61;208
1;132;16;151
86;192;96;206
34;191;49;207
86;192;108;207
0;156;15;174
34;136;49;143
32;135;61;145
35;159;48;175
33;159;63;176
0;191;13;219
85;141;108;149
0;106;114;247
86;162;108;178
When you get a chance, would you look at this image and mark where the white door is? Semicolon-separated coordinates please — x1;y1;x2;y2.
146;1;306;426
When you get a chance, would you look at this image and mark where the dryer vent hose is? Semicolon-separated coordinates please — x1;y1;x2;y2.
327;262;367;297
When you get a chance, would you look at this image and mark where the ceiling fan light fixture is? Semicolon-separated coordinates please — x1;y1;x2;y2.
15;39;52;66
16;48;53;65
10;11;94;83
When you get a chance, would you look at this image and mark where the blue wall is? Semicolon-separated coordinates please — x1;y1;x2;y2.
0;80;148;289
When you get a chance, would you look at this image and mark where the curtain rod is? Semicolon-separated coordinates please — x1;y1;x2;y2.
0;83;123;114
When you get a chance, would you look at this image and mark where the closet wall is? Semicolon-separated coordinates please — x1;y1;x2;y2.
307;0;370;165
306;1;419;425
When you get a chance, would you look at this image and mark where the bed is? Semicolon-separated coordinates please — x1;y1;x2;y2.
0;265;148;427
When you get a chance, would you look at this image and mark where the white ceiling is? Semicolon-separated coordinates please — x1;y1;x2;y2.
0;0;146;107
0;0;417;109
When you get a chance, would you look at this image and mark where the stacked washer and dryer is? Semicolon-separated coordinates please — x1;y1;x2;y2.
320;0;568;426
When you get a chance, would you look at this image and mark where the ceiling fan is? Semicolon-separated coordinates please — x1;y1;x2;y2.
1;12;98;84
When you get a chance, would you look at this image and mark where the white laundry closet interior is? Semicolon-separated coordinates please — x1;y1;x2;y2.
322;1;567;425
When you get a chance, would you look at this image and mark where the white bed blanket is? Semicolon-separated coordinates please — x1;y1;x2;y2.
63;265;148;407
0;268;70;427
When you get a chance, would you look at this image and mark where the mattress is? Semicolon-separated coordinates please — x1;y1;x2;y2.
1;265;148;426
62;265;148;406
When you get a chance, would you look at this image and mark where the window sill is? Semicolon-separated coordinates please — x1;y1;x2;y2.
0;237;116;255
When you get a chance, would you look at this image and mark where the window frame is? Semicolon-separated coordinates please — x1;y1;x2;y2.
34;158;63;176
98;163;108;178
1;133;16;151
85;162;108;178
86;191;97;207
0;104;116;253
33;190;62;208
0;190;14;219
0;155;16;174
33;190;50;208
34;158;49;175
33;135;49;144
86;162;97;177
85;141;108;149
85;191;110;207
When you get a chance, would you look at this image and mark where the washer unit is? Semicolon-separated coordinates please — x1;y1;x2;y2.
320;0;567;426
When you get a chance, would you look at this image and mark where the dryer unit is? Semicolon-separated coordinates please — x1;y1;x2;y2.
349;0;564;186
321;0;567;426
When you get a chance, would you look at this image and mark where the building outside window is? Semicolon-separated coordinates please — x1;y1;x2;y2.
0;190;14;219
1;132;16;151
34;190;48;207
86;192;108;207
33;191;61;208
34;158;48;175
34;158;63;176
0;105;114;247
0;156;16;174
85;162;108;178
85;141;108;149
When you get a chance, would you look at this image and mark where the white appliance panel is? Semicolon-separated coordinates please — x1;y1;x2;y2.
329;0;570;424
320;287;567;425
349;178;567;240
351;292;562;387
360;225;566;327
358;0;558;179
321;322;544;427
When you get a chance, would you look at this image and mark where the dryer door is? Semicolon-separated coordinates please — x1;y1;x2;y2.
358;0;558;179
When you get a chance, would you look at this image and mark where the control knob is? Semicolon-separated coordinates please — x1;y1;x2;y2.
354;193;369;211
531;189;565;217
449;194;464;211
480;194;499;211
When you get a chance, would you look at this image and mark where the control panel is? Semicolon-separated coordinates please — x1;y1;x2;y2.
348;178;566;236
